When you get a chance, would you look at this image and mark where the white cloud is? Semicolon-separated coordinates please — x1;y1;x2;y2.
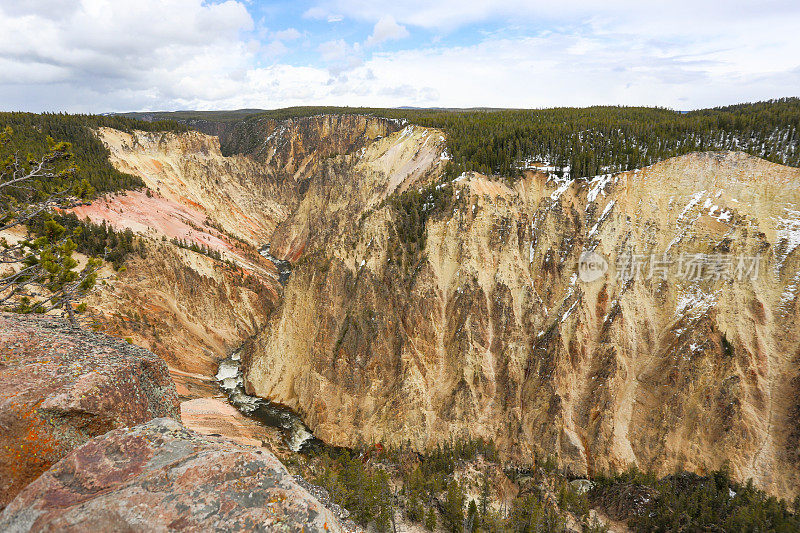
302;7;327;19
272;28;302;41
260;28;303;60
263;40;289;58
303;8;344;22
0;0;798;112
318;15;410;74
303;0;800;33
365;16;409;47
317;39;363;75
0;0;254;106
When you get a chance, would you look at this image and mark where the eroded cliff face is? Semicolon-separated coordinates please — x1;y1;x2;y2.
195;113;401;167
79;116;418;400
243;148;800;499
86;241;274;398
93;114;403;248
268;123;449;262
95;126;289;246
79;115;800;499
76;129;283;398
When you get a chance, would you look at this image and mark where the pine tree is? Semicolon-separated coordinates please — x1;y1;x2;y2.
0;128;100;324
425;506;437;531
466;499;478;532
443;478;465;533
479;469;490;519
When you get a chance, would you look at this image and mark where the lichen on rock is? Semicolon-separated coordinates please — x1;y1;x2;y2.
0;313;180;508
0;418;342;532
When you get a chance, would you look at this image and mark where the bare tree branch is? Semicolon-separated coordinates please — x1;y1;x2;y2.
1;131;98;326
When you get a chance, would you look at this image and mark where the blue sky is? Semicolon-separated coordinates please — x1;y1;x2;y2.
1;0;799;112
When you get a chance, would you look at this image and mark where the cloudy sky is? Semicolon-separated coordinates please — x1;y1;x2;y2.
1;0;799;112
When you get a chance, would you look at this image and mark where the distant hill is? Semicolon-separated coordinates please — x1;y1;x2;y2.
119;109;266;123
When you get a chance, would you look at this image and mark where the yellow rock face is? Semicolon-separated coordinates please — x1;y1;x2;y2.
83;116;417;398
87;116;800;499
95;126;288;245
244;149;800;500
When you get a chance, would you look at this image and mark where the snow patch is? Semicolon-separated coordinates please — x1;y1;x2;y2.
561;299;579;323
678;191;706;221
587;174;613;203
716;210;732;222
589;200;615;237
397;125;415;141
774;208;800;262
550;180;573;201
780;270;800;308
675;288;719;319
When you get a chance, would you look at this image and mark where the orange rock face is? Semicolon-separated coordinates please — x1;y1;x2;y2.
0;313;180;508
0;418;343;532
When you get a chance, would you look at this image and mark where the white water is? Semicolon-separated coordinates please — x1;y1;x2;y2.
216;351;315;452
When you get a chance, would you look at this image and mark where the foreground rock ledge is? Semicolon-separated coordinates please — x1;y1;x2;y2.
0;418;342;532
0;313;180;508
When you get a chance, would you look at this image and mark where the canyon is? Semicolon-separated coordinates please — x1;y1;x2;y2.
62;114;800;504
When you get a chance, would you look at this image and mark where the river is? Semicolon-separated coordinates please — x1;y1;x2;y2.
215;349;318;452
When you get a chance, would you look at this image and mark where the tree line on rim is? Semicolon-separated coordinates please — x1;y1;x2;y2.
138;97;800;180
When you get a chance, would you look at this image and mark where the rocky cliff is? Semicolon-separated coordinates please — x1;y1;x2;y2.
242;149;800;499
78;115;800;500
79;117;446;400
94;126;287;246
84;241;274;398
72;129;284;398
0;313;344;532
0;313;180;508
194;113;401;166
